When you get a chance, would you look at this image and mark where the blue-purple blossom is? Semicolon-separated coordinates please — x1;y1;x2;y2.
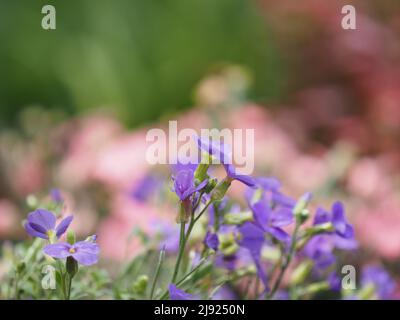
204;232;219;251
303;235;336;269
168;284;193;300
223;164;256;187
172;169;208;201
238;222;268;288
314;202;354;240
251;199;292;243
24;209;73;240
43;241;100;266
361;266;396;299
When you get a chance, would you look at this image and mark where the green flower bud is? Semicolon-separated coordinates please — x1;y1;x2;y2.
211;178;232;201
132;275;149;295
293;193;312;223
177;199;191;224
67;230;76;245
219;233;239;256
204;178;218;193
194;153;212;181
290;260;313;286
66;256;78;278
223;211;253;225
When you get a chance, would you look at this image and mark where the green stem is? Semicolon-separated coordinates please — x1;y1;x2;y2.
267;221;301;299
150;248;166;299
171;221;186;283
160;256;210;299
66;275;72;300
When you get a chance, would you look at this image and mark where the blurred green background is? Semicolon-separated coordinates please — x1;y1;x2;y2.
0;0;282;128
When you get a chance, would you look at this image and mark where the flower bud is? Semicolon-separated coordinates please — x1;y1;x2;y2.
211;178;232;201
66;256;78;278
177;199;191;224
223;211;253;225
67;230;76;245
204;178;218;193
132;275;149;295
290;260;313;285
293;192;312;223
194;153;212;181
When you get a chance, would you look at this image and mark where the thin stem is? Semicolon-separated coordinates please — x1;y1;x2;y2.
267;221;301;299
171;221;187;283
150;248;166;299
66;275;72;300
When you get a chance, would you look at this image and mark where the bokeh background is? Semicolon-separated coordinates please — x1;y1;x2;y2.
1;0;400;294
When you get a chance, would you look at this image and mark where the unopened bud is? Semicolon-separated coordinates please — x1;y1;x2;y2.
223;211;253;225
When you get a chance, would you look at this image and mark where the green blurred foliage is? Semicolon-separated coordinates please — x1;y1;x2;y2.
0;0;283;128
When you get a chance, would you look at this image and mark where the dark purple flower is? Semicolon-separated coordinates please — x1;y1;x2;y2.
43;241;99;266
24;209;73;240
314;202;354;240
204;232;219;251
168;284;193;300
172;169;208;201
361;266;396;299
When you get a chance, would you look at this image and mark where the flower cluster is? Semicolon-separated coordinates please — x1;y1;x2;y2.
165;135;358;299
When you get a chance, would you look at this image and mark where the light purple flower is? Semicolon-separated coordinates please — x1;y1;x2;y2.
172;169;208;201
24;209;73;240
43;241;100;266
168;284;193;300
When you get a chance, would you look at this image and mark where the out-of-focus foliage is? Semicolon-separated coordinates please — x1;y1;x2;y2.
0;0;282;128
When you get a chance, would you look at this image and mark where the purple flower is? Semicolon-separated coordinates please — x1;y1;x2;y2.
361;266;396;299
238;222;268;288
303;235;336;269
223;164;256;188
172;169;208;201
43;241;100;266
24;209;73;240
204;232;219;251
314;202;354;240
195;135;232;164
168;284;193;300
251;199;292;243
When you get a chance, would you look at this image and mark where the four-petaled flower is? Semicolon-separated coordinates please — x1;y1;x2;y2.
43;241;100;266
172;169;208;201
24;209;73;240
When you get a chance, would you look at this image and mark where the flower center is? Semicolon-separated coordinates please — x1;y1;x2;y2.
69;248;76;254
